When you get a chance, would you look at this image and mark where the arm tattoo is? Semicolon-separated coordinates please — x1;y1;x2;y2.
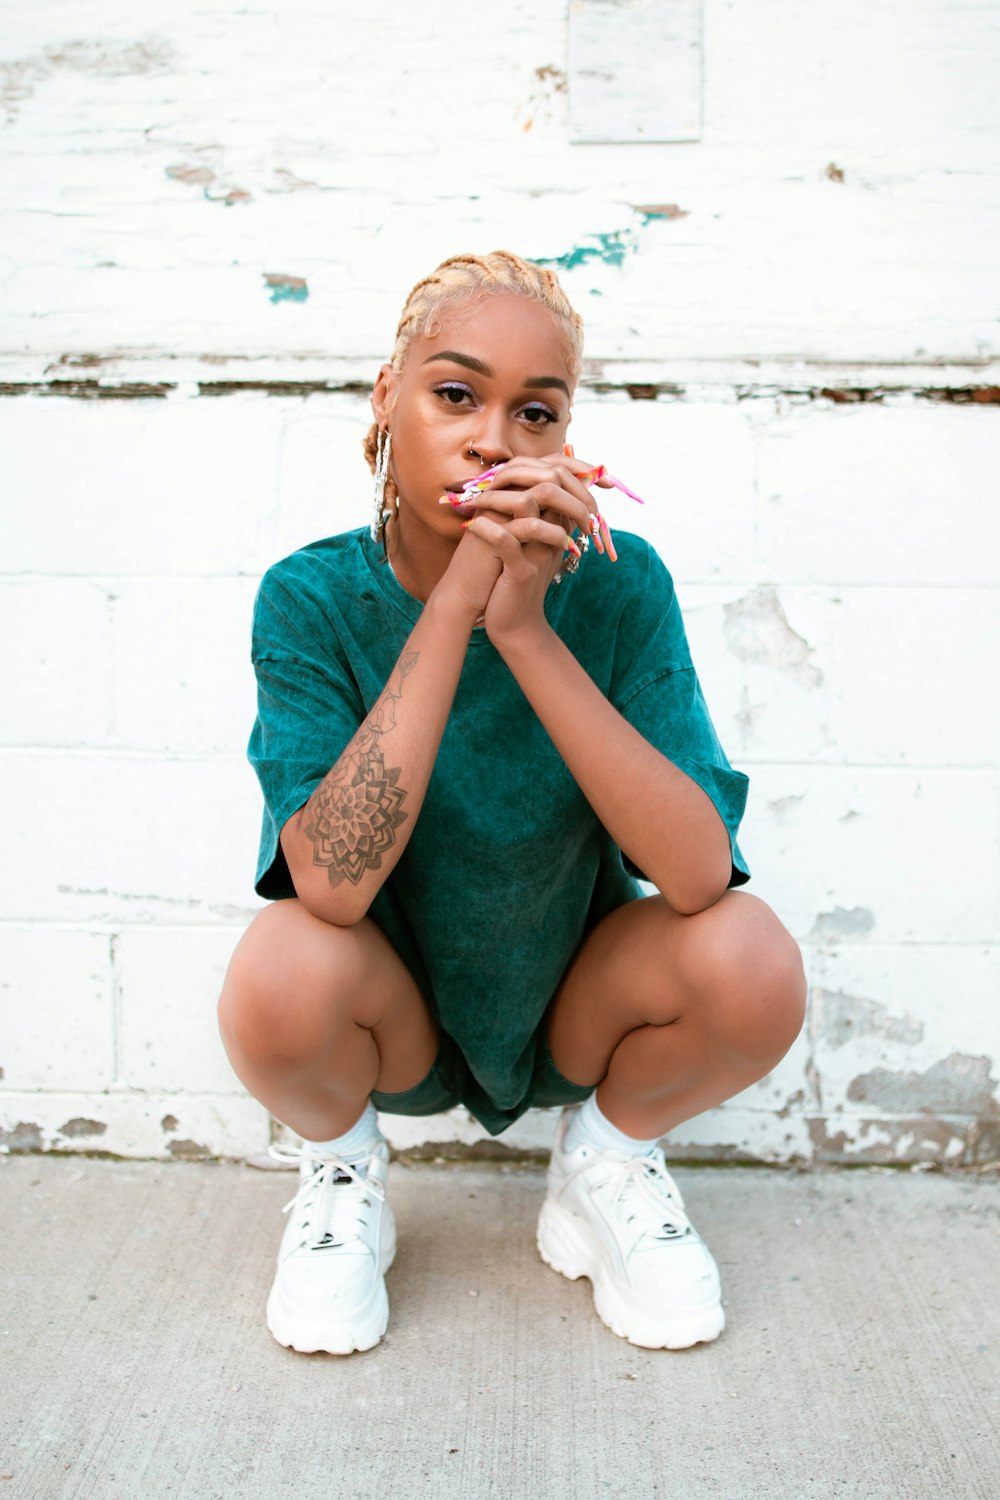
303;651;417;888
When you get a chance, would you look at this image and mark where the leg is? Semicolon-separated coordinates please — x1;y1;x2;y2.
538;891;805;1350
218;900;439;1356
218;898;439;1141
546;890;806;1137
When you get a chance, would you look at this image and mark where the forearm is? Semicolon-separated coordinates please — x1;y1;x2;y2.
281;593;474;924
495;626;732;914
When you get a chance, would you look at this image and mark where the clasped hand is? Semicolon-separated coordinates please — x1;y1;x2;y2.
448;452;614;643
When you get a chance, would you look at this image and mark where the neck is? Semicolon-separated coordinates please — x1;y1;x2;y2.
384;511;456;604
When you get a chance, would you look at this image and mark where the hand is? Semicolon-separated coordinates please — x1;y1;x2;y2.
455;453;611;643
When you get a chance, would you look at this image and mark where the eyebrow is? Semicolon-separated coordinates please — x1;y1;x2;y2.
422;350;571;399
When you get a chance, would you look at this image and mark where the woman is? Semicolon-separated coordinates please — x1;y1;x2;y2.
218;250;806;1355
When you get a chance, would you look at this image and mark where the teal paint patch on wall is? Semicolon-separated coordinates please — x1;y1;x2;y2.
536;228;638;272
263;273;309;304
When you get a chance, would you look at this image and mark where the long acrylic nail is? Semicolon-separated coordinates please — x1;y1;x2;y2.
564;534;582;559
599;514;618;562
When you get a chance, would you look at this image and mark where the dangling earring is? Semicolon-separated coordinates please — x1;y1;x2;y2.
371;428;392;543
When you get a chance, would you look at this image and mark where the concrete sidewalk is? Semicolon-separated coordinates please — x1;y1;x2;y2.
2;1156;998;1500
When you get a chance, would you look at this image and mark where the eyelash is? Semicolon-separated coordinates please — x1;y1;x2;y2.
432;382;558;427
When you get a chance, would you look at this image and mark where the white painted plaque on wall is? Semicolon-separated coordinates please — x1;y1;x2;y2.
569;0;703;143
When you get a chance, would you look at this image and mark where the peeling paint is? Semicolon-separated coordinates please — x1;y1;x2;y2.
735;686;767;740
847;1053;999;1116
533;64;566;93
816;988;923;1049
633;203;689;223
1;36;176;115
0;1122;43;1152
811;906;876;943
536;229;638;272
767;792;805;816
207;186;252;207
57;1118;108;1139
723;588;823;688
160;1114;180;1133
263;273;309;304
167;1138;210;1159
166;164;215;187
807;1114;970;1165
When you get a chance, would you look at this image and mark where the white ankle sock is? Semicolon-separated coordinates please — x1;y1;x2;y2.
563;1092;660;1158
303;1100;382;1164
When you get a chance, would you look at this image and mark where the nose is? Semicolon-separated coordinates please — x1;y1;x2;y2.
468;410;513;468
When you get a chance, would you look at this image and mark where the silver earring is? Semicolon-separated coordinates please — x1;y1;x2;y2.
371;429;392;542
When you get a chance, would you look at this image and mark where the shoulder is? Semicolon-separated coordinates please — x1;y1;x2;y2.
573;529;677;614
259;527;367;597
253;527;370;653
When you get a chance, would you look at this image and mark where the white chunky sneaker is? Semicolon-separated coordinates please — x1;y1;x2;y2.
537;1108;724;1349
265;1139;395;1355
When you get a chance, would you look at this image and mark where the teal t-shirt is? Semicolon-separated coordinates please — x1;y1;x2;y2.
248;525;750;1134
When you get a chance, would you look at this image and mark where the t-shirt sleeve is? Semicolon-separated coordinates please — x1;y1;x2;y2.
611;544;750;888
248;568;366;899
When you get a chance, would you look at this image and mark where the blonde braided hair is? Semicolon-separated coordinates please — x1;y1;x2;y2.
363;250;584;496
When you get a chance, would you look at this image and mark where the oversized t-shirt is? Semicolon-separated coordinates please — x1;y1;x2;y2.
248;525;750;1133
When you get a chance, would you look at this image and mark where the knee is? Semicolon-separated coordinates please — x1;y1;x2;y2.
694;894;807;1063
217;900;361;1066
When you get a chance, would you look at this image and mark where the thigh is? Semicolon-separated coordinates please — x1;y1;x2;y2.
545;890;805;1087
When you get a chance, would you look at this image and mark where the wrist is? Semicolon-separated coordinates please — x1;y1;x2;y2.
488;615;558;663
423;582;483;635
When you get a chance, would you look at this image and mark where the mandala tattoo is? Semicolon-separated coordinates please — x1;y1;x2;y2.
303;652;417;888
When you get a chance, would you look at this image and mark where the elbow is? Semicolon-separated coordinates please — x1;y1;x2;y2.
658;847;733;918
292;870;372;928
665;881;729;918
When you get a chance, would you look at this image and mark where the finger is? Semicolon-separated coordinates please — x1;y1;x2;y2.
470;474;594;535
462;514;581;575
459;514;526;568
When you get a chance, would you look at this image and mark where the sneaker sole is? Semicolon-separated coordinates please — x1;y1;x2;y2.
537;1197;725;1351
266;1232;396;1356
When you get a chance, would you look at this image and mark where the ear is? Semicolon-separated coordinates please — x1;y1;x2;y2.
371;363;397;429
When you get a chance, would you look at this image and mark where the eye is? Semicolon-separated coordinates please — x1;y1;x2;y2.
433;381;476;407
519;402;558;427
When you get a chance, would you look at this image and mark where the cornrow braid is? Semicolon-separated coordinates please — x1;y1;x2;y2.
364;250;584;489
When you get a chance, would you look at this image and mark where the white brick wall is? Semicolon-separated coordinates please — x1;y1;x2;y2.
2;1;998;1161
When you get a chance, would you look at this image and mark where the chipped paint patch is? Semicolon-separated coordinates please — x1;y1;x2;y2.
166;164;215;187
723;588;823;687
207;186;252;207
815;988;924;1049
160;1114;180;1133
0;1122;43;1152
811;906;876;943
807;1113;969;1165
633;203;689;223
57;1118;108;1139
847;1053;999;1116
1;36;176;116
536;229;638;272
263;273;309;304
167;1138;210;1159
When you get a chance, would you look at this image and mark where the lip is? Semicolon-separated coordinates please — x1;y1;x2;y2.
446;475;491;495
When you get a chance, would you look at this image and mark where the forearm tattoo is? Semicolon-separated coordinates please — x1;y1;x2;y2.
303;651;417;888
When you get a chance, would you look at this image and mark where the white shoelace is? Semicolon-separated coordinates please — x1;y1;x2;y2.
268;1142;385;1252
614;1151;693;1244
